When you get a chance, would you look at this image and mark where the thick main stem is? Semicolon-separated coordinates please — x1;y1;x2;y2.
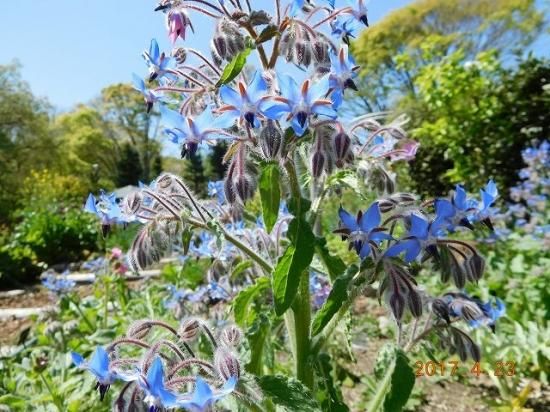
292;269;313;389
283;159;314;388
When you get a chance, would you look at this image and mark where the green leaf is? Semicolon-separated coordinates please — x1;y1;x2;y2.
259;162;281;233
316;353;350;412
257;375;321;412
311;265;356;336
216;48;251;86
256;24;279;44
0;394;27;408
315;237;347;281
383;350;415;412
232;277;270;326
245;313;271;375
230;260;253;281
272;217;314;315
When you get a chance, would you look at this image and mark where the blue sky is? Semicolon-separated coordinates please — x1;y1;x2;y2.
0;0;413;111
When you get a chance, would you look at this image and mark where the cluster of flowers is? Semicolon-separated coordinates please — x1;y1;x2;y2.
72;317;251;411
129;0;417;207
505;140;549;239
41;270;76;295
335;181;504;356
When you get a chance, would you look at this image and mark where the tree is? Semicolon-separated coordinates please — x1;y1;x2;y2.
97;84;162;182
116;142;144;187
55;105;119;189
0;62;60;222
181;152;207;196
206;142;228;181
406;52;550;195
350;0;545;112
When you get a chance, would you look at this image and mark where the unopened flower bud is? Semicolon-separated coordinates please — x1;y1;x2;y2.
259;120;283;159
171;47;187;64
127;320;153;340
333;132;352;168
311;151;326;178
179;318;201;341
123;191;143;215
313;40;329;63
220;325;242;347
214;347;241;381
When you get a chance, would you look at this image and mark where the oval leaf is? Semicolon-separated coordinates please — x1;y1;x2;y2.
259;162;281;233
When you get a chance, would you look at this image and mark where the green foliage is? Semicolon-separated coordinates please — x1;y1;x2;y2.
258;162;281;233
352;0;545;111
272;216;315;315
406;52;550;194
10;208;98;268
257;375;321;411
116;142;143;187
216;47;252;86
181;152;207;196
311;266;356;336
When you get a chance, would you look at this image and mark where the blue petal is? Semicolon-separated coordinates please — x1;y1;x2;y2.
359;202;381;232
149;39;160;63
191;376;214;407
404;240;422;263
454;185;467;210
146;358;165;396
71;352;85;367
291;116;308;136
89;347;110;380
211;111;237;129
385;239;415;259
359;243;372;259
132;73;146;93
160;105;185;129
248;71;268;103
434;199;455;219
311;102;337;119
338;207;359;231
259;99;291;119
220;85;242;108
278;74;300;104
307;76;331;103
84;193;97;214
408;214;429;239
331;88;343;109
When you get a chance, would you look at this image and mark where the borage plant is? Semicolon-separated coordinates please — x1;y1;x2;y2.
80;0;506;410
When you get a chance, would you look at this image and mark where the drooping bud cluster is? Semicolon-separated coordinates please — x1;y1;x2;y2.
211;18;247;64
71;317;249;410
279;21;330;67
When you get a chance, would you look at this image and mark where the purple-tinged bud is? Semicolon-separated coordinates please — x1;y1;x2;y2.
311;151;326;178
259;120;283;159
171;47;187;65
313;40;329;64
389;292;405;322
214;347;241;381
123;191;143;215
126;320;153;340
179;318;201;341
220;325;243;347
224;164;237;205
333;132;352;168
212;36;228;61
235;175;255;203
156;173;174;191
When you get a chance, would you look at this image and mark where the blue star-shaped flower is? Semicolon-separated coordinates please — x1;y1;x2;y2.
72;347;134;401
178;375;237;412
260;74;336;136
328;46;360;108
160;105;236;157
330;16;361;45
442;292;505;332
132;74;162;113
335;202;391;259
138;358;178;412
218;71;269;128
142;39;174;83
84;191;129;227
385;213;448;263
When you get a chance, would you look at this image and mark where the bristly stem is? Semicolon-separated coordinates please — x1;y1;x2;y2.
283;158;314;389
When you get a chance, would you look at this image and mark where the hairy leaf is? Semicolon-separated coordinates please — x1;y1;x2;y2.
232;277;270;326
216;48;252;86
311;266;356;336
272;217;314;315
383;350;415;412
257;375;321;412
315;237;347;281
259;162;281;233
